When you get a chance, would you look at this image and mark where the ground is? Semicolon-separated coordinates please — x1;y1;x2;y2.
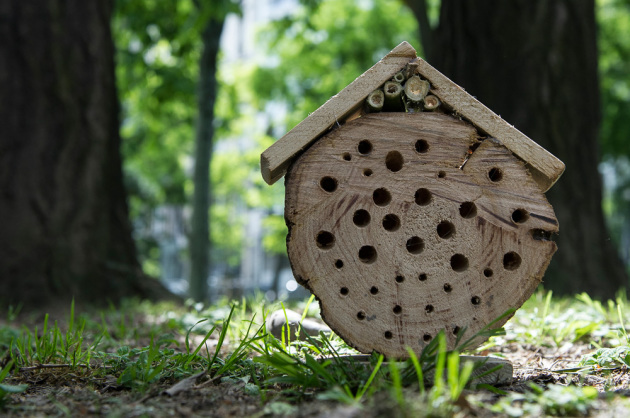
2;291;630;417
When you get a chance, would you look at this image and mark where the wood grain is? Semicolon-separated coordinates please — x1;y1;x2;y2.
261;42;417;185
285;112;557;358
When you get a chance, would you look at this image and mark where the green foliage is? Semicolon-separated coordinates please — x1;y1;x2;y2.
490;383;598;417
0;361;27;407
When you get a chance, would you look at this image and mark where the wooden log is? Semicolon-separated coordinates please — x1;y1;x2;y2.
260;42;417;185
284;112;557;358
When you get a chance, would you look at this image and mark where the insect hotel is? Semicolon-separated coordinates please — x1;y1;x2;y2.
260;42;565;358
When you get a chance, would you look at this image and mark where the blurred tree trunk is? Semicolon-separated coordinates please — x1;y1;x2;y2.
408;0;628;298
189;14;225;302
0;1;171;307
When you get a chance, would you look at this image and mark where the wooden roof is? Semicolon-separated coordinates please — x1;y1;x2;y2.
260;41;564;192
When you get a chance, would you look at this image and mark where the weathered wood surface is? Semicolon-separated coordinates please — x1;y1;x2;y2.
285;112;558;358
415;57;565;192
260;42;417;185
261;41;564;192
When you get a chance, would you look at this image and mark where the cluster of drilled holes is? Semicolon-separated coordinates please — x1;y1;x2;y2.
459;201;477;218
450;254;469;272
359;245;377;263
340;287;349;296
385;151;404;172
357;311;366;320
406;236;424;254
437;220;455;239
483;268;493;277
358;140;372;155
382;214;400;231
373;188;392;206
503;251;522;270
488;167;503;182
384;331;393;340
443;283;452;293
423;334;432;342
370;286;379;295
471;296;481;305
316;231;335;249
418;273;428;281
363;168;373;177
511;208;529;224
415;139;429;153
438;171;446;178
393;305;402;315
425;304;434;313
395;275;405;283
415;188;432;206
353;209;371;227
335;259;344;269
320;176;338;192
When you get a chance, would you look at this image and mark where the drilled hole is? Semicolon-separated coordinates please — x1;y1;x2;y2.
353;209;371;227
418;273;427;281
450;254;469;272
512;209;530;224
453;326;461;335
359;246;377;263
471;296;481;305
320;176;338;192
373;188;392;206
443;283;452;293
503;251;522;270
363;168;373;177
459;202;477;218
358;140;373;155
414;188;432;206
357;311;366;320
342;152;352;161
423;334;432;342
415;139;429;153
488;167;503;182
483;268;493;277
316;231;335;249
385;151;404;172
406;236;424;254
335;259;344;269
384;331;393;340
382;214;401;231
393;305;402;315
340;287;349;296
395;275;405;283
438;171;446;178
425;305;434;313
437;221;455;239
370;286;379;295
531;229;553;241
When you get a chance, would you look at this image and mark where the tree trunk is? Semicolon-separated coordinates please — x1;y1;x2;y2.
189;17;225;302
0;0;171;307
418;0;628;298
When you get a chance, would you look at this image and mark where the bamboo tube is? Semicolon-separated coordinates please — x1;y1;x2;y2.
404;75;430;103
423;95;441;111
383;81;404;111
393;71;405;83
366;89;384;112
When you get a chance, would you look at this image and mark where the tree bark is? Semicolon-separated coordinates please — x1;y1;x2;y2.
0;0;171;307
189;16;225;302
420;0;628;298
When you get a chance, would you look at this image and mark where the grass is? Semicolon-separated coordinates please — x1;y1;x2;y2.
1;288;630;416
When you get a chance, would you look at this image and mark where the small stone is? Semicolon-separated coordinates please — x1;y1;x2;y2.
266;309;331;341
